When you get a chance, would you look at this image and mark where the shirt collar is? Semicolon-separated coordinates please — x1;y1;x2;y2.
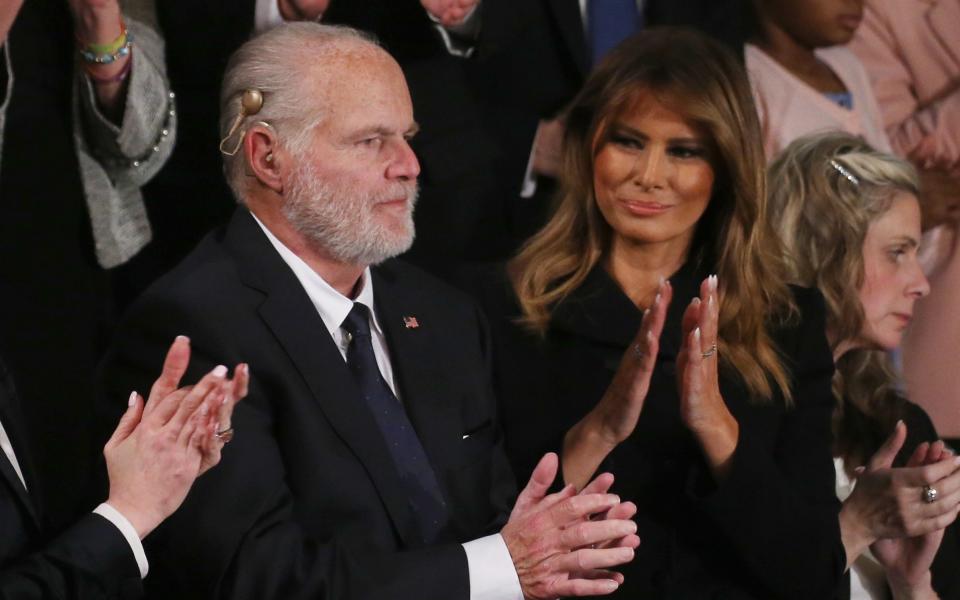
251;212;384;338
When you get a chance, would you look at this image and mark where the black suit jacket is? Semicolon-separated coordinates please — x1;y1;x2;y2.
0;360;141;599
97;209;517;599
472;261;846;599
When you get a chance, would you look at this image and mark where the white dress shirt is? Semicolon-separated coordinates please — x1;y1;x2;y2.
0;416;148;577
252;214;523;600
835;458;891;599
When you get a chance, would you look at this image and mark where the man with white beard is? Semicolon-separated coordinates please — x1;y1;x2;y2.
96;22;640;600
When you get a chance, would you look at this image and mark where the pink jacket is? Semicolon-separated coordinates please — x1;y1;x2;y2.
850;0;960;171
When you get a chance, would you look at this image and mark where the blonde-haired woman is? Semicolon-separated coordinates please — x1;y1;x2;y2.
477;27;845;598
769;131;960;600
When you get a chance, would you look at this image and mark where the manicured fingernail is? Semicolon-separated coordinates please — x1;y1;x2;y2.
176;335;190;344
601;580;619;592
221;393;230;405
128;391;137;407
212;365;228;378
896;419;904;428
643;308;650;318
654;293;661;306
694;327;701;342
691;297;701;306
646;330;655;343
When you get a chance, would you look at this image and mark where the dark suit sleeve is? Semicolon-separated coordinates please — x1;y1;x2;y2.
97;296;475;600
686;289;846;600
0;513;142;599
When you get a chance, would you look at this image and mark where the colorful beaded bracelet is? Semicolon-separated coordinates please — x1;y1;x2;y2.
83;48;133;84
79;25;133;64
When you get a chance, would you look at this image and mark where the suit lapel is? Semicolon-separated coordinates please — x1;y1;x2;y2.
0;370;40;527
372;266;463;496
224;210;422;547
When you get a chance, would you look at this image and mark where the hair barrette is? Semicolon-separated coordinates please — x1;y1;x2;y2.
219;89;265;156
829;159;860;186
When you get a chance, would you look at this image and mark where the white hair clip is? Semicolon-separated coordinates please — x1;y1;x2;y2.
829;159;860;186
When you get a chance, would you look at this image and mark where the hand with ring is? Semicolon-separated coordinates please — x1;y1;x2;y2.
869;431;960;596
561;278;672;489
839;421;960;581
676;275;740;481
103;336;249;539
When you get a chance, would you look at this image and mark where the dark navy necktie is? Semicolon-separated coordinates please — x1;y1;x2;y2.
341;303;449;544
588;0;642;66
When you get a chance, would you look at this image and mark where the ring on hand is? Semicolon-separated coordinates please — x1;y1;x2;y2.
701;343;717;359
633;343;646;361
215;426;235;444
922;485;939;504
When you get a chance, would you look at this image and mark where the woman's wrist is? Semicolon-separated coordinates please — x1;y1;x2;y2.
889;570;938;600
71;2;122;45
838;498;877;568
689;402;739;480
561;413;620;490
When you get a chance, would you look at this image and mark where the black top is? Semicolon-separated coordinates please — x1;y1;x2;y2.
474;261;846;599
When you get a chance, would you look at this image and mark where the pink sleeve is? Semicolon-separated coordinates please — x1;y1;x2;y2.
851;5;960;168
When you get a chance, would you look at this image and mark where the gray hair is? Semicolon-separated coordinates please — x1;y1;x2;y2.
219;22;378;202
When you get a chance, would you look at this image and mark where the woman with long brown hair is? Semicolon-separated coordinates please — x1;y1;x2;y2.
477;28;845;598
768;131;960;600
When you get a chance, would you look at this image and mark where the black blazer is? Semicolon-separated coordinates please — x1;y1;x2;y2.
476;262;846;599
0;360;141;599
96;209;517;599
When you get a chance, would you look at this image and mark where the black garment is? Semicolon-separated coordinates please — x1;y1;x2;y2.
0;0;116;529
0;360;141;599
474;262;846;599
96;209;516;598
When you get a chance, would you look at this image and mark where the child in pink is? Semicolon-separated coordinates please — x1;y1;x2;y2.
745;0;891;160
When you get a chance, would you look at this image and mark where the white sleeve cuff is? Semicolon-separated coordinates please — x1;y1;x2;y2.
94;503;149;579
462;533;523;600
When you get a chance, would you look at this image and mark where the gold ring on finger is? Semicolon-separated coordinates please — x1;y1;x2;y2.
215;426;235;444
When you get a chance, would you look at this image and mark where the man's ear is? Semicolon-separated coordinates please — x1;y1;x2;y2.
244;122;283;194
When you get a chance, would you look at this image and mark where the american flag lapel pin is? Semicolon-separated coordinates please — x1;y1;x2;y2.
403;315;420;329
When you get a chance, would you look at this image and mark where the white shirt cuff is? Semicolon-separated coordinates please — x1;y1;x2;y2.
94;503;149;578
462;533;523;600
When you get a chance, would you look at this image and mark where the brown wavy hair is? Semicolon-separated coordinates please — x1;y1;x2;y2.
767;131;919;465
510;27;795;403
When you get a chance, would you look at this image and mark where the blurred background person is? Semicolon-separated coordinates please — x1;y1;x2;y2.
473;28;846;599
0;0;174;528
0;335;247;598
744;0;891;159
768;131;960;600
849;0;960;447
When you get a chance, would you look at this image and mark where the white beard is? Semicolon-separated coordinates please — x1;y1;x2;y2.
282;160;418;266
